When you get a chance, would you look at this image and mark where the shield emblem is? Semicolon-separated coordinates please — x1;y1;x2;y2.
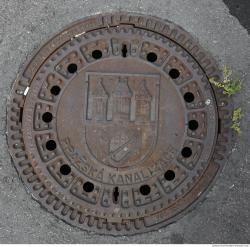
84;72;160;168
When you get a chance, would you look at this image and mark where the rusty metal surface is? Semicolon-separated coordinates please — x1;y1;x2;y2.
7;12;230;235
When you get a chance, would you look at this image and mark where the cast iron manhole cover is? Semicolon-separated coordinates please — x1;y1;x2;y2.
7;13;230;235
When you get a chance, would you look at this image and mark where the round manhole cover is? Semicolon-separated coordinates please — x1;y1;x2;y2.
7;13;230;235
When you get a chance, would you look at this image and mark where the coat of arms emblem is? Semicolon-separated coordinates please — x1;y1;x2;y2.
84;72;160;168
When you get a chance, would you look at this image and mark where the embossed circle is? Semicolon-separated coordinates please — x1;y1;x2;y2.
7;13;230;235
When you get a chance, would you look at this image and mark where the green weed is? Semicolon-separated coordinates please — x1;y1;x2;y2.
209;65;244;135
209;65;243;96
231;107;243;135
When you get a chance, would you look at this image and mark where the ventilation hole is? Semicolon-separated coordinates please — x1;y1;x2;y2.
146;52;157;63
45;140;57;151
42;112;53;123
181;147;192;158
83;181;94;192
67;63;78;73
188;120;199;131
218;118;221;134
113;187;120;204
169;68;180;79
122;44;128;57
139;185;151;196
183;92;194;103
60;164;71;175
50;86;61;96
19;107;23;123
92;50;102;59
164;170;175;181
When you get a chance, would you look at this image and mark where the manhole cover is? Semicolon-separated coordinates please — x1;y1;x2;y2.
7;13;230;235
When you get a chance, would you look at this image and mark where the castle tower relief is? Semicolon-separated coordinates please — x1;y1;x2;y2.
112;77;132;121
135;80;152;121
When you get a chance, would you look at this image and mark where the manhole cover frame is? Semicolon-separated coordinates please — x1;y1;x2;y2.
7;12;231;235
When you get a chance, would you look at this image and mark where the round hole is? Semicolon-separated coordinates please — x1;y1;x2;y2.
42;112;53;123
83;181;94;192
60;164;71;175
67;63;78;73
164;170;175;181
181;147;192;158
139;184;151;196
46;140;57;151
183;92;194;103
188;120;199;131
146;52;157;63
169;68;180;79
92;50;102;59
50;86;61;96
